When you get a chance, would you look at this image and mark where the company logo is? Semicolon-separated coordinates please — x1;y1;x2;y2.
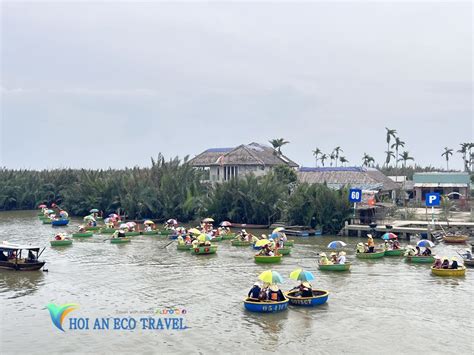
46;303;79;332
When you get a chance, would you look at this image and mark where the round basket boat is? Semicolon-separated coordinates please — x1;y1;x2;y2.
384;249;406;256
142;230;159;235
111;237;131;244
52;219;69;226
231;240;251;247
222;234;236;240
191;245;217;255
278;247;291;256
443;235;469;244
463;259;474;267
177;244;192;251
431;266;466;277
285;290;329;307
254;255;282;263
356;250;385;259
243;297;289;313
284;240;295;247
405;255;435;263
211;236;223;242
100;228;116;234
50;239;73;246
124;231;140;237
318;262;351;271
72;232;93;238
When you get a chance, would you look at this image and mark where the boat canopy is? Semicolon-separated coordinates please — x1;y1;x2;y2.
0;242;41;251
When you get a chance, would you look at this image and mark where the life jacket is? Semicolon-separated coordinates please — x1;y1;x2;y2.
270;291;278;301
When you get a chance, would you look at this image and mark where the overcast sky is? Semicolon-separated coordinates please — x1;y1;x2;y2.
1;1;472;170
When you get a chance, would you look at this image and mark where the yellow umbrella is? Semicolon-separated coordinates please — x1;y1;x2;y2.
202;218;214;223
258;270;283;284
188;228;201;235
197;234;211;242
272;227;285;233
144;220;155;225
255;239;271;247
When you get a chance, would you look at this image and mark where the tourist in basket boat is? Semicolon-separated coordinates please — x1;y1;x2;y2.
337;251;347;264
449;257;459;269
432;256;442;269
356;243;366;254
415;246;422;256
392;239;401;249
461;249;472;260
422;247;432;256
441;257;450;269
268;284;285;302
367;235;375;253
290;281;313;297
330;252;338;263
319;252;332;265
248;282;261;300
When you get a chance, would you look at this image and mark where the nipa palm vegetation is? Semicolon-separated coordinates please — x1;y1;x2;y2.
0;161;352;231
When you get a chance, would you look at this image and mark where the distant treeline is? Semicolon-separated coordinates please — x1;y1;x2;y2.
0;156;352;234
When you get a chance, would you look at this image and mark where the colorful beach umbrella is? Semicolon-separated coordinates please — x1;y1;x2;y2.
272;227;285;233
119;223;128;229
327;240;347;249
38;204;47;208
167;219;178;225
188;228;201;235
220;221;232;227
84;215;95;221
109;213;119;219
382;232;398;240
417;240;435;248
144;220;154;225
289;269;315;282
255;239;272;247
89;208;99;213
202;218;214;223
258;270;283;284
197;234;211;242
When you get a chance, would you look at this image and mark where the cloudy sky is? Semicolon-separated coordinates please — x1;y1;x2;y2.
1;1;472;170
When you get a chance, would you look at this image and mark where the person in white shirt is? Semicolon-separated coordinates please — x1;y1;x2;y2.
337;251;347;264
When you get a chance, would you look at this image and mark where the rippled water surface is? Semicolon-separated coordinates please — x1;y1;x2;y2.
0;211;473;354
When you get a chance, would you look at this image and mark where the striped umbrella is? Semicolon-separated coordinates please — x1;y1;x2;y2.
382;233;398;240
258;270;283;284
289;269;315;282
327;240;347;249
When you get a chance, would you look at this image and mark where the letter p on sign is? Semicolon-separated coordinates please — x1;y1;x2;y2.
425;193;440;207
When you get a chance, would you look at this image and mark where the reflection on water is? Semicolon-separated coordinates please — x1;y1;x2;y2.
0;210;473;354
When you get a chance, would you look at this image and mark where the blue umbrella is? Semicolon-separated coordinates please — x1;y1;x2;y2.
270;232;279;239
417;240;435;248
289;269;315;282
327;240;347;249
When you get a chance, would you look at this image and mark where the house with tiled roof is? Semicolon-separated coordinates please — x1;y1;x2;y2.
188;143;298;182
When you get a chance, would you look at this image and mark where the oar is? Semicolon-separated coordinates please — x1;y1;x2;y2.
162;240;175;249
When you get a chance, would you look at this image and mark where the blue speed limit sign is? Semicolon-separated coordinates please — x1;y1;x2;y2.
349;189;362;203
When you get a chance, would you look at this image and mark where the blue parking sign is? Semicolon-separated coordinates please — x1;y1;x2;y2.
425;193;440;207
349;189;362;203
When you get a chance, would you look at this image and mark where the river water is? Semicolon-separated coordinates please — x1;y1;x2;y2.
0;210;472;354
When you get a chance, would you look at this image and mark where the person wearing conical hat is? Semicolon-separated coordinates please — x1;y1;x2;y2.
319;252;332;265
268;284;285;302
367;234;375;253
330;252;338;264
301;281;313;297
356;242;365;254
248;282;261;300
337;251;347;264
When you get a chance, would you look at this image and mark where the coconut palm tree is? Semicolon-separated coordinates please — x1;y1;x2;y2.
391;137;405;171
329;152;336;167
268;138;290;155
385;150;395;167
339;156;348;167
385;128;397;166
320;154;328;167
362;153;375;167
398;151;414;169
312;148;322;167
457;143;470;172
332;146;343;167
441;147;453;170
